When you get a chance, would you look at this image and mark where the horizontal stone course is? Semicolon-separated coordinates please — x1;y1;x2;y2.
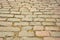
0;27;20;31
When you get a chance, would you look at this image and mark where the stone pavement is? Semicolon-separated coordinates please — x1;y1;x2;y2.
0;0;60;40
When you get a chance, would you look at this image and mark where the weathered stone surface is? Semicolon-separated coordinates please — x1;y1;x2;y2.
0;27;20;31
0;0;60;40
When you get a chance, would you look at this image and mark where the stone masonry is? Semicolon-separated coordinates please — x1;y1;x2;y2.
0;0;60;40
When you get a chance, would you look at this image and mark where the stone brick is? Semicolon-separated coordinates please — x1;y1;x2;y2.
8;0;15;1
44;37;55;40
11;12;20;14
22;26;32;31
3;6;11;9
33;26;44;30
0;14;13;17
15;15;25;18
0;32;14;37
38;15;51;18
45;18;56;22
21;12;32;15
8;18;20;22
0;8;9;11
30;7;39;12
51;15;60;18
0;21;12;26
14;22;29;26
35;31;50;37
45;26;60;31
20;37;42;40
19;31;34;36
34;12;43;15
42;22;55;26
26;15;37;18
50;32;60;37
22;17;32;21
20;7;29;12
0;18;6;21
30;22;41;26
33;18;45;22
10;8;18;12
56;22;60;26
0;11;10;14
0;27;20;31
6;37;20;40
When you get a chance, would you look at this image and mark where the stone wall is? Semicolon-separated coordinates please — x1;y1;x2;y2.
0;0;60;40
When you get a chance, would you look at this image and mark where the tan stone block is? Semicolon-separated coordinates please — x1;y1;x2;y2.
11;12;20;14
33;26;44;30
34;18;45;21
14;22;29;26
45;18;56;22
42;22;55;26
0;18;6;21
30;22;41;26
0;14;13;17
44;37;55;40
50;32;60;37
35;31;50;36
45;26;60;31
0;32;14;37
15;15;25;18
0;22;12;26
8;18;20;22
0;27;20;31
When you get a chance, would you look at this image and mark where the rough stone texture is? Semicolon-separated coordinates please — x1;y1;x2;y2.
0;0;60;40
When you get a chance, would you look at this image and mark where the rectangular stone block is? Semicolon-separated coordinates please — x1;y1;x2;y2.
8;0;15;1
0;21;12;26
42;22;55;26
35;31;50;37
0;8;9;11
14;22;29;26
0;27;20;31
0;14;13;17
20;37;43;40
8;18;20;22
33;18;45;21
33;26;44;30
19;31;34;36
45;26;60;31
22;17;32;21
38;15;51;18
10;8;18;12
30;22;41;26
15;15;25;18
34;12;43;15
56;22;60;26
0;18;6;21
11;12;20;14
0;32;14;37
6;37;20;40
26;15;37;18
45;18;56;22
50;32;60;37
21;12;32;15
44;37;55;40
